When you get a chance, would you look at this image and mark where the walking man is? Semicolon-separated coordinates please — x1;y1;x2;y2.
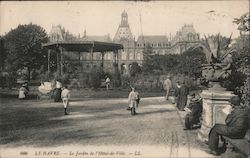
61;86;70;115
163;75;172;100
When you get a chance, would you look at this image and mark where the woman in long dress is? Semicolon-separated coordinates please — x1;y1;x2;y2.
175;81;181;108
54;80;62;102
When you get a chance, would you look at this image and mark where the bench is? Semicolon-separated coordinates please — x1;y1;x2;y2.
222;129;250;158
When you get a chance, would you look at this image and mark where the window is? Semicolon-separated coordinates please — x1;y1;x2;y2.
85;53;90;60
129;52;133;60
136;52;142;60
93;53;97;60
121;51;126;60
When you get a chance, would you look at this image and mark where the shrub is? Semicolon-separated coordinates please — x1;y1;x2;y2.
89;68;102;89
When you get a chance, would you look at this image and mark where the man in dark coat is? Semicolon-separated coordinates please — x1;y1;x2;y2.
208;96;249;155
178;81;189;111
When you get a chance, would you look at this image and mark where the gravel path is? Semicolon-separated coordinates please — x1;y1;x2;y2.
0;97;218;158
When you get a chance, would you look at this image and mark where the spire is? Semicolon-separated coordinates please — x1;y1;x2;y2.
121;10;128;27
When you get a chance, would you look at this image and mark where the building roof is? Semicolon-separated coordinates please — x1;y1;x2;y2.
42;41;123;52
180;24;196;34
137;35;169;44
80;35;112;42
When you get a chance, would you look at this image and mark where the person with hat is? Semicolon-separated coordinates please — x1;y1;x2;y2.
207;96;249;155
127;86;140;115
105;76;111;90
54;79;62;102
61;85;70;115
174;81;181;107
18;83;29;100
163;75;172;101
178;80;189;111
184;92;203;130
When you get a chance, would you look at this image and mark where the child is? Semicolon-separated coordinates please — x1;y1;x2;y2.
128;87;140;115
61;86;70;115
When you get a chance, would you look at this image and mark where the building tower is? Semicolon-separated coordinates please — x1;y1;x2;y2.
113;10;134;42
121;10;128;27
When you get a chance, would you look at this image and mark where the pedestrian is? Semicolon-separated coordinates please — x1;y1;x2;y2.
128;87;140;115
178;81;189;111
174;81;181;107
163;75;172;100
105;76;110;90
54;79;62;102
207;96;249;156
18;84;29;100
61;86;70;115
184;92;203;130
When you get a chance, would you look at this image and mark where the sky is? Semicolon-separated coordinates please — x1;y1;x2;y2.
0;1;249;39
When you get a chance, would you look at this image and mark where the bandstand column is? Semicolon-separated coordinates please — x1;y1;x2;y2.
78;52;82;72
47;49;51;74
113;50;118;74
101;51;105;73
89;45;94;69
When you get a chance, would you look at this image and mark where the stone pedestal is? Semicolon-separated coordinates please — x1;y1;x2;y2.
198;87;235;142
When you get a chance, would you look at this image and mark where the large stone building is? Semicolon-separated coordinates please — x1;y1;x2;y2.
48;11;201;74
113;10;141;75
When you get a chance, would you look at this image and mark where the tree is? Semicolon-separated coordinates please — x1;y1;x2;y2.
142;44;161;73
130;62;142;77
224;12;250;107
89;68;102;89
4;24;48;73
0;37;6;70
141;46;206;77
228;35;250;106
179;47;207;78
233;12;250;34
